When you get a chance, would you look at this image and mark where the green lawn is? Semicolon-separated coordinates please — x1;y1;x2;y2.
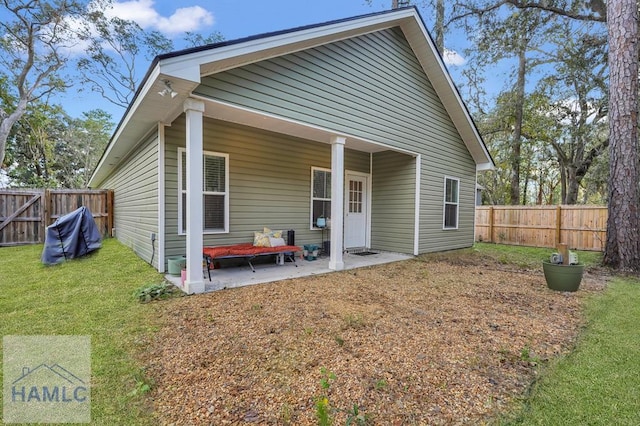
0;239;167;425
0;240;638;424
473;242;603;269
504;275;640;425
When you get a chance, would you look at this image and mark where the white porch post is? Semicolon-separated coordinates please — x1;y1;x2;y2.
329;135;346;271
184;98;205;294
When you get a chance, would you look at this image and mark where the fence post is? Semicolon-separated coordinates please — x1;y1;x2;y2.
43;189;51;236
489;206;495;243
555;205;562;245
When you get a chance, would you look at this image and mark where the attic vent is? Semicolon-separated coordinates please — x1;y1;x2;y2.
392;0;411;8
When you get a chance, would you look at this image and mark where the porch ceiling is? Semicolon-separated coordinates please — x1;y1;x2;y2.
199;97;415;155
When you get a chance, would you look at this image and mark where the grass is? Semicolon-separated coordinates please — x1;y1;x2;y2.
473;242;603;269
0;239;169;425
0;239;637;424
503;276;640;425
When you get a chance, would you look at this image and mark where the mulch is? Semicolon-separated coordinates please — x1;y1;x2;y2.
139;252;607;425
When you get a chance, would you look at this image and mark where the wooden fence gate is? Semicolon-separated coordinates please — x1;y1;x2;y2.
0;189;114;247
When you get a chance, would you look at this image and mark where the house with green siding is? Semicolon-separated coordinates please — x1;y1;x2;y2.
89;7;494;294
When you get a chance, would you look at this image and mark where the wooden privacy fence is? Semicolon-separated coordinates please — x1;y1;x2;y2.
0;189;114;246
475;205;607;252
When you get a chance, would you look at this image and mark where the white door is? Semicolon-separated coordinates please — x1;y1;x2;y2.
344;173;368;249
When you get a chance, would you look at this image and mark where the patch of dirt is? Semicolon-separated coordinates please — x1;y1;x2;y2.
140;254;607;425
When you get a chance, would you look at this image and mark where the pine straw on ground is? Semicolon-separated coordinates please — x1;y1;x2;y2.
140;252;607;425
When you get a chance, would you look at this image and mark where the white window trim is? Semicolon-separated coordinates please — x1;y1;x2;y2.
310;166;331;230
178;148;229;235
443;176;460;230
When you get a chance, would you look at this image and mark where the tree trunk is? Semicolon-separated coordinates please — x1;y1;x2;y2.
604;0;640;270
559;163;567;203
565;166;579;204
435;0;445;54
0;99;28;166
510;48;526;205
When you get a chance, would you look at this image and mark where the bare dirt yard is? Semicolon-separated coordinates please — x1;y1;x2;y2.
141;250;607;425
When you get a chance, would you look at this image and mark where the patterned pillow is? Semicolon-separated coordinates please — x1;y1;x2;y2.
253;232;271;247
263;227;283;239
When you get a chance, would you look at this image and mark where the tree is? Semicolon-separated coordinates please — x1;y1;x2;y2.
77;2;224;110
5;101;67;187
55;109;112;188
604;0;639;270
534;22;608;204
77;3;173;109
5;103;111;188
462;6;558;204
183;31;225;48
0;0;87;169
456;0;640;270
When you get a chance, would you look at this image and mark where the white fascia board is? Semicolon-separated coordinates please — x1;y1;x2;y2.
159;10;414;80
89;66;162;187
476;163;495;172
158;60;201;83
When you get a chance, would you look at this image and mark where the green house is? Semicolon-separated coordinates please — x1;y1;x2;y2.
89;7;494;294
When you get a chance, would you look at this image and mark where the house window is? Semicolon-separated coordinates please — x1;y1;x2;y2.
443;177;459;229
178;148;229;234
311;167;331;228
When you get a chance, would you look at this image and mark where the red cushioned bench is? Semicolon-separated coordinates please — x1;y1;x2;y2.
203;243;301;279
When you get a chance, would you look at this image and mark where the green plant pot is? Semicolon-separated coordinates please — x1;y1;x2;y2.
542;261;584;292
167;256;186;276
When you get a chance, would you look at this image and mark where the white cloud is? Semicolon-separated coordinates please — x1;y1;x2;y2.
443;48;465;66
107;0;214;36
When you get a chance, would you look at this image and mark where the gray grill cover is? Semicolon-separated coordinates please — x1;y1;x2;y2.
41;206;102;265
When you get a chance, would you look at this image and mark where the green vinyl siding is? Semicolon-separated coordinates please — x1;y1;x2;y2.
195;28;463;157
194;26;477;253
371;151;416;253
98;133;159;266
164;116;370;257
418;156;477;253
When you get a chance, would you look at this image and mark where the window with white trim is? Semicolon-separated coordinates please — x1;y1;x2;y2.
178;148;229;234
443;177;459;229
311;167;331;229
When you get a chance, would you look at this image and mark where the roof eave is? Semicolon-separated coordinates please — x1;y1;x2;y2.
90;6;494;186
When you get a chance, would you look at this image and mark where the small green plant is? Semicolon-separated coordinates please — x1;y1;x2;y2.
316;368;336;425
520;345;541;365
374;379;387;391
127;378;152;397
346;404;371;425
315;397;332;426
334;335;345;347
280;403;293;425
250;303;263;312
320;367;336;390
133;282;180;303
342;313;365;330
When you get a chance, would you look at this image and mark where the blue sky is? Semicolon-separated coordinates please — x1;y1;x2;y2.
55;0;473;120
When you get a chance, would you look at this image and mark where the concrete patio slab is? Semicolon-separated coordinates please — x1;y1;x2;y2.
165;251;413;292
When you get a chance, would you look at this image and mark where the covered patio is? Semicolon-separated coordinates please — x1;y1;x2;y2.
165;250;412;292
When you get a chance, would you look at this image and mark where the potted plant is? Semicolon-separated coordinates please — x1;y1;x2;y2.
542;244;584;292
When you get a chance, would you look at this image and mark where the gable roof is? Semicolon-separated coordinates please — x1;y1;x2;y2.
90;6;493;186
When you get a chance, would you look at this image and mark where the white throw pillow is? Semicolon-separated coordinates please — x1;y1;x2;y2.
269;237;286;247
